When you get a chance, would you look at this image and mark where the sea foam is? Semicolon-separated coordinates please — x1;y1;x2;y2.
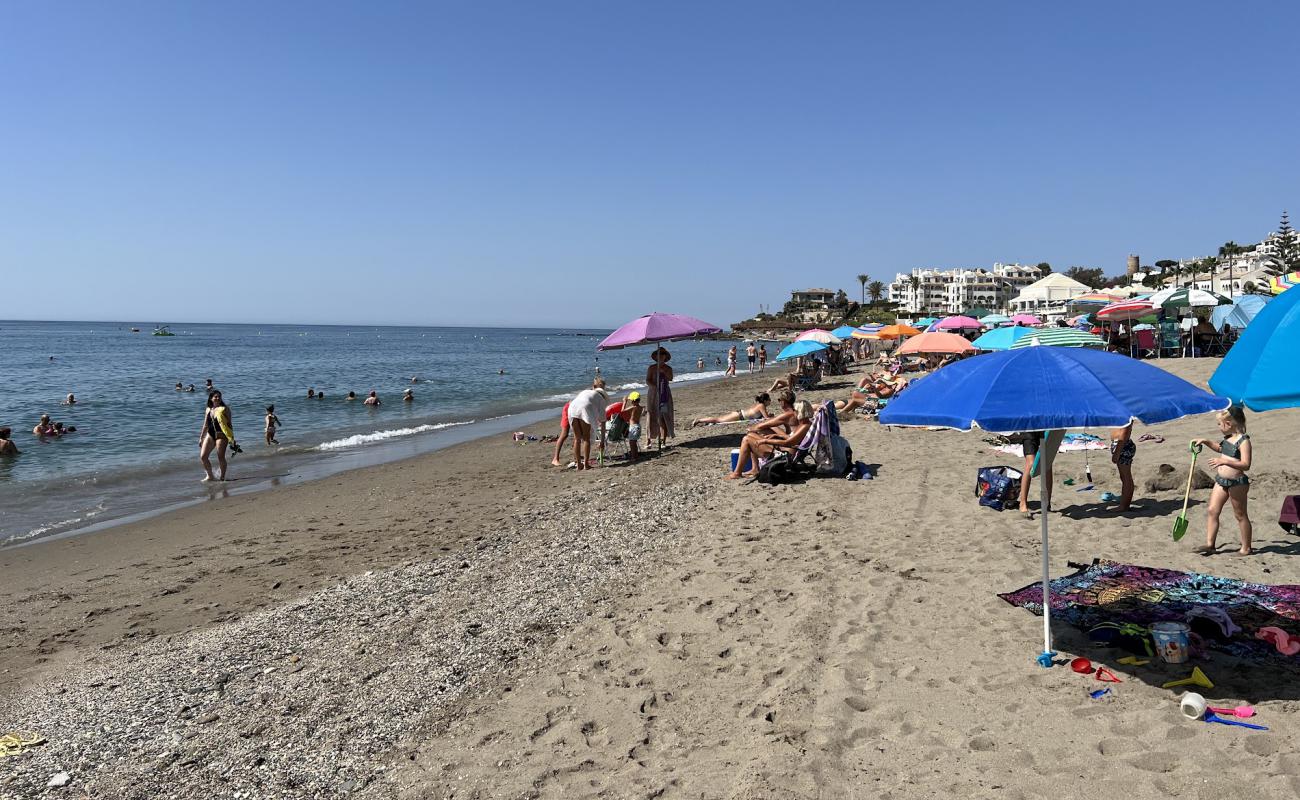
315;421;474;451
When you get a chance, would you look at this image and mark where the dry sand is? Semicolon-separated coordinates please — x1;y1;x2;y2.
2;357;1298;799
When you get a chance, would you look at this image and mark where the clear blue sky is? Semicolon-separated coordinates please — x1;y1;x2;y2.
2;1;1296;328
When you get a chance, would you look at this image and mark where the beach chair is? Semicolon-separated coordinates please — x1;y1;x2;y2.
1158;322;1183;358
1134;329;1157;359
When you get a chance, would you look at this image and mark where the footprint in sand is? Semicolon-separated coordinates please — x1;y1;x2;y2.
844;696;870;712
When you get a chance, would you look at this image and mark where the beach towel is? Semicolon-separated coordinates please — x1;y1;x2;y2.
798;401;849;475
648;370;674;440
998;560;1300;664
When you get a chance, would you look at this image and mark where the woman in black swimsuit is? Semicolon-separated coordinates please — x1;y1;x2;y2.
200;390;231;482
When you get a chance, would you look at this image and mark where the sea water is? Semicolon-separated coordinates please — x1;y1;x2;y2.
0;321;738;546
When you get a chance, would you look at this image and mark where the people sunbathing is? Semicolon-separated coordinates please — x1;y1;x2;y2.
725;399;815;480
835;375;908;415
693;393;772;426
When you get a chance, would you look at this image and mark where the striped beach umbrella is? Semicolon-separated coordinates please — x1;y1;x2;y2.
1267;271;1299;295
1010;328;1107;349
1097;299;1155;322
851;323;885;339
1147;287;1231;309
1070;292;1122;305
795;328;843;344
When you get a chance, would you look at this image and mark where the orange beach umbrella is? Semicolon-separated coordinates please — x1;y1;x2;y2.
873;324;922;340
897;331;977;356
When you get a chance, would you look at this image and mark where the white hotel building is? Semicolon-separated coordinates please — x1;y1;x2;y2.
887;263;1041;315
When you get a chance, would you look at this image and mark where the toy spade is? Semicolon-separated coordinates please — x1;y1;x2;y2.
1172;442;1202;541
1209;703;1257;718
1203;713;1268;731
1162;666;1213;691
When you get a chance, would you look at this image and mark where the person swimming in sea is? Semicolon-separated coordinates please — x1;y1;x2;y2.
186;384;196;392
32;414;57;439
346;391;357;401
63;393;76;405
307;387;316;399
364;390;380;406
0;427;19;456
175;382;184;391
403;388;414;403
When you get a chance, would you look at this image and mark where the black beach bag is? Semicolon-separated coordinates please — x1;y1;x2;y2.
976;466;1023;511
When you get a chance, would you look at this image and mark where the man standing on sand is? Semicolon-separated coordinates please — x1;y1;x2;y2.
746;342;756;373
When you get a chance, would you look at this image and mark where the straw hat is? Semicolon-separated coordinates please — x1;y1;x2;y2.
651;347;671;362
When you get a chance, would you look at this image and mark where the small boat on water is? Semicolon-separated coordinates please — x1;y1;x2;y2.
129;327;140;333
153;326;175;337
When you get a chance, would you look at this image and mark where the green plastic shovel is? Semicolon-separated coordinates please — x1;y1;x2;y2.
1172;442;1202;541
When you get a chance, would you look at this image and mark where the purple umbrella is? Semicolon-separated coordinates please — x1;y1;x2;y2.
597;312;724;350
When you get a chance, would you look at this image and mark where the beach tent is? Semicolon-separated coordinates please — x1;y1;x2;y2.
1010;314;1042;326
795;329;843;345
880;348;1227;666
970;326;1032;351
935;315;982;331
980;313;1012;326
774;339;829;361
597;312;724;449
1210;281;1300;411
830;325;860;339
897;331;975;356
1009;328;1106;349
1210;294;1270;333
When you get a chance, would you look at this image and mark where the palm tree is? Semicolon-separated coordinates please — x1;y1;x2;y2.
856;274;869;306
867;280;885;305
907;274;921;313
1217;241;1241;297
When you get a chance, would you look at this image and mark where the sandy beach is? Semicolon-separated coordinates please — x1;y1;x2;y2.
3;357;1298;799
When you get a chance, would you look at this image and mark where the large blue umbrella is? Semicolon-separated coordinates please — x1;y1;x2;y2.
1210;283;1300;411
1210;294;1270;333
880;348;1228;667
774;339;829;362
830;325;859;339
970;326;1032;351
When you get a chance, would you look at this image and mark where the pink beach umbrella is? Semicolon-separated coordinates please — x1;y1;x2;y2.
897;331;976;356
935;315;982;331
1010;314;1043;326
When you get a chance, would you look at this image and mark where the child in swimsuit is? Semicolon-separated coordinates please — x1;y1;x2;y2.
264;405;281;446
1109;422;1135;512
1193;407;1253;556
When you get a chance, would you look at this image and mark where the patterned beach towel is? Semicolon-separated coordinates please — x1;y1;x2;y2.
998;560;1300;664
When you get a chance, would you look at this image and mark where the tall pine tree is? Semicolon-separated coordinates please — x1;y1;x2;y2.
1270;210;1300;274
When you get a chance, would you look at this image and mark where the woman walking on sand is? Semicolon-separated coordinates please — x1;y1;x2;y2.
645;347;675;442
725;345;737;377
200;390;237;482
1194;407;1253;556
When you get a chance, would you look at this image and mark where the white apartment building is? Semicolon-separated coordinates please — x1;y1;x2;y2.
887;263;1040;315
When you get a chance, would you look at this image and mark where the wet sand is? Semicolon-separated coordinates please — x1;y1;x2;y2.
2;357;1298;799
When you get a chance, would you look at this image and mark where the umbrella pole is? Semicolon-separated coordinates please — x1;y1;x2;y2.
1036;452;1056;668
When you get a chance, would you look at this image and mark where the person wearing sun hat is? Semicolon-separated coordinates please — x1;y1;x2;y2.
645;347;674;443
623;391;643;461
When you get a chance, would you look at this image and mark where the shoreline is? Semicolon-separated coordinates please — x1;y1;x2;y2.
4;358;1298;799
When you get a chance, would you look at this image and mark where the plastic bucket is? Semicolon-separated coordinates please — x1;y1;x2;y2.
1150;621;1191;664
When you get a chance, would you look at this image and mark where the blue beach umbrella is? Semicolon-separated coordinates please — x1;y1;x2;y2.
980;313;1012;326
880;348;1228;667
970;326;1032;351
830;325;860;339
774;339;829;362
1210;283;1300;411
916;317;939;326
1210;294;1270;333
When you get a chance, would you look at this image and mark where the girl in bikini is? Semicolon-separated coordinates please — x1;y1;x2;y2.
692;393;771;427
1193;406;1253;556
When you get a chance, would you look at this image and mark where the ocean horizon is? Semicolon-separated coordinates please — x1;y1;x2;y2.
0;320;740;547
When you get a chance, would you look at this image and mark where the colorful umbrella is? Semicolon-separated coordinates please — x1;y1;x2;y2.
874;324;922;339
962;306;993;319
935;315;982;331
1097;300;1155;322
970;326;1033;351
1209;282;1300;411
795;328;843;345
851;323;885;339
1267;271;1299;295
1210;295;1271;332
1069;292;1122;305
980;313;1012;326
830;325;860;339
1009;328;1106;349
597;312;724;350
1010;314;1043;326
774;339;829;362
1148;287;1232;309
897;331;976;356
880;348;1228;666
915;317;939;326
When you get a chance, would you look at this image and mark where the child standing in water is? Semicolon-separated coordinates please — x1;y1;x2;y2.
1110;422;1135;512
1194;407;1253;556
264;405;281;446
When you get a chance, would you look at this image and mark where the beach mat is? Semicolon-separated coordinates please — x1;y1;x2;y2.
998;560;1300;664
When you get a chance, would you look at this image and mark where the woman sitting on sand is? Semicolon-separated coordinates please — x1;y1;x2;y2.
745;391;796;436
692;393;771;427
725;400;814;480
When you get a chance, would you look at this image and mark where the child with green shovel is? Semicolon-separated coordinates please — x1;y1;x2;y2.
1193;407;1254;556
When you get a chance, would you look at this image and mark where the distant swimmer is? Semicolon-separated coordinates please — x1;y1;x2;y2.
0;427;18;456
307;388;316;399
316;391;326;400
175;382;184;391
186;384;196;393
411;376;419;384
696;357;705;371
49;356;54;361
498;369;506;375
264;405;281;446
205;378;214;393
63;393;76;405
346;391;357;401
403;388;414;403
364;390;380;407
53;422;76;435
33;414;56;439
